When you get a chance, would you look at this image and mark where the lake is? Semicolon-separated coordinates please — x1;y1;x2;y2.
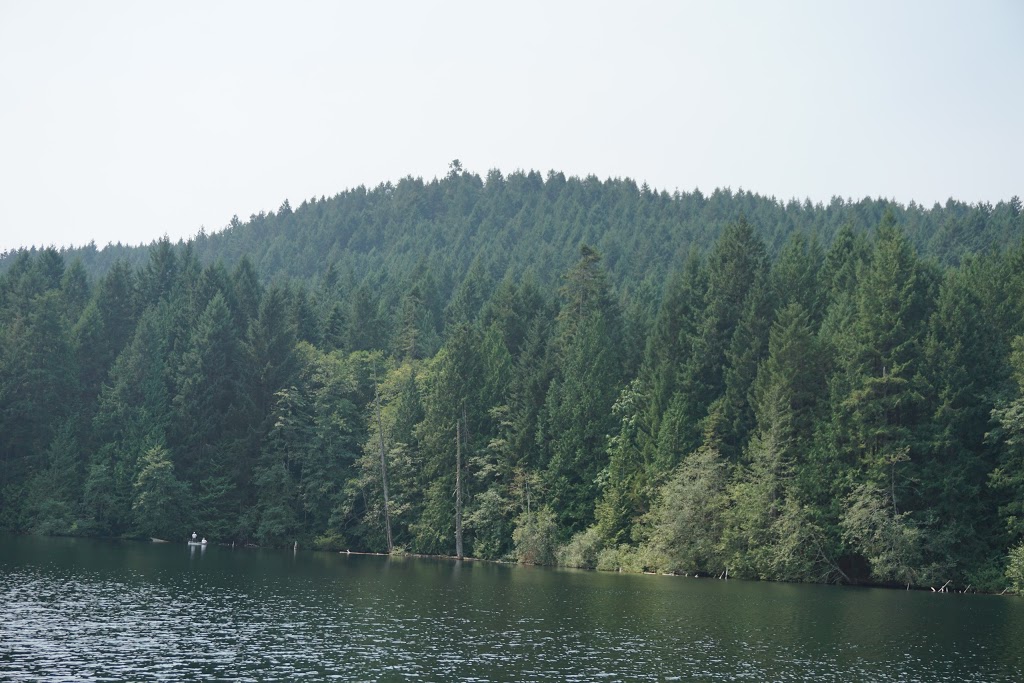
1;535;1022;681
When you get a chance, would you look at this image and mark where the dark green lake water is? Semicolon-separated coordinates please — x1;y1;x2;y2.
1;535;1022;681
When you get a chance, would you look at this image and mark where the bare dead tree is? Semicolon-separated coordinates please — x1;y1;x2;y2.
374;367;393;553
455;415;463;559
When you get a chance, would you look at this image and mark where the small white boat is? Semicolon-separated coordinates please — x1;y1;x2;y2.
187;540;208;546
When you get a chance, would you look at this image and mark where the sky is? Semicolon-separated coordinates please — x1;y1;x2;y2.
0;0;1021;253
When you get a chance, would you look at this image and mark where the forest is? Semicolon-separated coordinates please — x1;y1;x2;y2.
2;164;1024;592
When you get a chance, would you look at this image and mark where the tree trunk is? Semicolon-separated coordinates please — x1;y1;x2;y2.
455;416;463;559
374;372;393;553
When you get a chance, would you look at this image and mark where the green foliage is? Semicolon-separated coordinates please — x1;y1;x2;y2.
594;379;649;545
512;506;558;565
840;478;922;586
644;438;729;575
466;487;513;560
1007;543;1024;594
639;249;705;471
557;526;604;569
1;171;1023;592
543;246;625;533
989;335;1024;540
132;444;190;540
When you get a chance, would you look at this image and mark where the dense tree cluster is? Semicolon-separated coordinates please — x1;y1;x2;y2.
2;167;1023;591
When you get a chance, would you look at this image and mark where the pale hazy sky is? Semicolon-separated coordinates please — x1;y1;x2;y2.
1;0;1021;253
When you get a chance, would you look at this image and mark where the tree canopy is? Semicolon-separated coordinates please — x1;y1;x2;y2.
2;167;1023;592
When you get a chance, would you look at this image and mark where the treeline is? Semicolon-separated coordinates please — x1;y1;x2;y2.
5;163;1022;290
2;167;1024;592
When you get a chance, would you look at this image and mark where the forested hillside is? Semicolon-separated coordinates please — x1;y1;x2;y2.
5;163;1022;288
2;166;1024;591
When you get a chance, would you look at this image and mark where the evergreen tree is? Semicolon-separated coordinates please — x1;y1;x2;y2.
594;378;648;545
917;260;1005;582
413;321;487;555
174;294;245;476
253;385;312;545
637;248;706;472
86;302;175;535
246;285;300;421
337;353;422;552
541;246;625;533
645;413;730;575
836;215;930;583
133;444;190;539
140;237;179;306
723;303;836;581
230;255;263;330
771;231;825;325
990;336;1024;545
168;292;248;537
25;420;84;535
301;344;363;549
720;267;774;458
676;218;768;456
2;168;1024;588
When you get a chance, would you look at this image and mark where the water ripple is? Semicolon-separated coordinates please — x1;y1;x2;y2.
2;541;1023;681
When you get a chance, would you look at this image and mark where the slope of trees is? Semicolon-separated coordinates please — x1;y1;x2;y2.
2;166;1023;592
5;166;1022;295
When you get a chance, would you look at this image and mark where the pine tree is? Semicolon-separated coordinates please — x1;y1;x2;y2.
771;231;825;325
140;237;179;306
723;303;833;580
990;336;1024;543
645;410;730;575
917;260;1005;580
174;294;245;474
594;378;648;545
676;218;767;457
637;248;706;471
87;302;175;535
413;322;487;555
541;246;625;533
836;214;930;583
253;385;313;545
133;444;190;539
720;267;774;458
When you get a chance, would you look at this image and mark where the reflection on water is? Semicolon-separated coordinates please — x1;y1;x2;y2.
1;536;1022;681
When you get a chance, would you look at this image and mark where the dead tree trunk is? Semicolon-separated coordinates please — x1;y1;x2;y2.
374;371;393;554
455;416;464;559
